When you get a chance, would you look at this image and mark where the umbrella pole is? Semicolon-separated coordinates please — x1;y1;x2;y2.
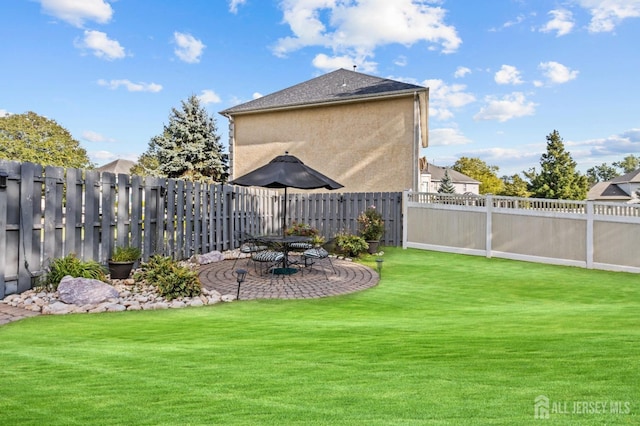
282;187;287;237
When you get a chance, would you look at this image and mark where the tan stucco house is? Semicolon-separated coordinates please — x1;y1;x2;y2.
219;68;428;193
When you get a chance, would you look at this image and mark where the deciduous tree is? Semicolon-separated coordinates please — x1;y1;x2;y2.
586;163;619;184
452;156;503;194
499;174;531;197
613;154;640;174
0;111;92;168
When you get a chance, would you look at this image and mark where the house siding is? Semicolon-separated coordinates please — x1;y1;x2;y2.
230;96;419;193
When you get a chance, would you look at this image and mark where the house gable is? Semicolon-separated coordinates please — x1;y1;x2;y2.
220;68;426;115
587;168;640;202
419;160;480;194
220;69;429;193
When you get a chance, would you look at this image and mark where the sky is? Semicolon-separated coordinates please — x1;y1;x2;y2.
1;0;639;177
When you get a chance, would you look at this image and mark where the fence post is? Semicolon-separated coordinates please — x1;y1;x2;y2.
402;190;409;249
0;169;7;298
586;201;594;269
486;194;493;258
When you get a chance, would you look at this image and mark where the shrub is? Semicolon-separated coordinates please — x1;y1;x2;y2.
357;205;385;241
334;232;368;257
45;254;107;290
135;255;201;301
285;222;320;237
110;245;142;262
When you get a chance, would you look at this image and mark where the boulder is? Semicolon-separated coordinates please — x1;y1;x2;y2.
196;251;225;265
58;276;119;306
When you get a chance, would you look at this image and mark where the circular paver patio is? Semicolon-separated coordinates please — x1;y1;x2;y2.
198;257;379;300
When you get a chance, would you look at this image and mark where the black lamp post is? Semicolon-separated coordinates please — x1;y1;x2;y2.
375;258;384;277
235;269;247;300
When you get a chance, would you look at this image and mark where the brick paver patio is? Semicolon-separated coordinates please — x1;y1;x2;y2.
198;257;379;300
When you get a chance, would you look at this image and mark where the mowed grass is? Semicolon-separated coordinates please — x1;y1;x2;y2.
1;248;638;425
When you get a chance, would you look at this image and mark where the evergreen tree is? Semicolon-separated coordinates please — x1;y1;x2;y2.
438;169;456;194
141;95;228;182
0;111;92;168
525;130;588;200
452;156;503;194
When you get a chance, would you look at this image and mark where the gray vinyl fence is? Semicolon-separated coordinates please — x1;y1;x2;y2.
404;191;640;274
0;160;402;297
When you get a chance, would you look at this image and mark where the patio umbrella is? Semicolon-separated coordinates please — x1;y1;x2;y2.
229;152;343;234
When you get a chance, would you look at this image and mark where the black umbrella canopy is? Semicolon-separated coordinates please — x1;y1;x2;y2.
230;152;343;235
230;152;343;190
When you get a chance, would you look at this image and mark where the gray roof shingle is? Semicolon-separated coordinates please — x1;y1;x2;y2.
220;68;426;115
421;162;479;184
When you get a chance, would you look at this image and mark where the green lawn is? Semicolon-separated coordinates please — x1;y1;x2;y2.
1;248;638;425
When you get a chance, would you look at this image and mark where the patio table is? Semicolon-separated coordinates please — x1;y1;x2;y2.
258;235;312;275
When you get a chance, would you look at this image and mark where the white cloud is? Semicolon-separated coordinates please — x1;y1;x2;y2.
312;53;377;73
538;61;578;84
75;30;125;60
540;9;574;36
97;79;163;92
173;32;205;63
578;0;640;32
39;0;113;27
429;127;471;146
274;0;461;63
474;92;537;122
0;109;9;117
489;14;527;32
394;55;408;67
424;79;476;121
82;130;115;143
198;89;221;104
494;65;523;85
502;14;525;29
252;92;263;99
229;0;247;14
570;128;640;156
459;146;541;173
454;66;471;78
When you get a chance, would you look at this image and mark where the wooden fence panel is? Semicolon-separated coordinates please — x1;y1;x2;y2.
0;161;407;296
84;170;100;262
64;168;82;256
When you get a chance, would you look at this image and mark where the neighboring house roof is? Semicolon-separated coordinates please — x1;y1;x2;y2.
420;161;479;184
586;169;640;201
96;159;135;175
587;182;630;201
609;168;640;184
220;68;427;115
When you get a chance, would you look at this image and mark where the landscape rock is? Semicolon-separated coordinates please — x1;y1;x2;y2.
1;257;235;317
196;251;225;265
58;276;120;305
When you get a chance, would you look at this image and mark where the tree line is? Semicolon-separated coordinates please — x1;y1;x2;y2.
2;102;637;201
0;95;229;183
437;130;639;200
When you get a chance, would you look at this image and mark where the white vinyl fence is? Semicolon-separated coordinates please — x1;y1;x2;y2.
403;192;640;274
